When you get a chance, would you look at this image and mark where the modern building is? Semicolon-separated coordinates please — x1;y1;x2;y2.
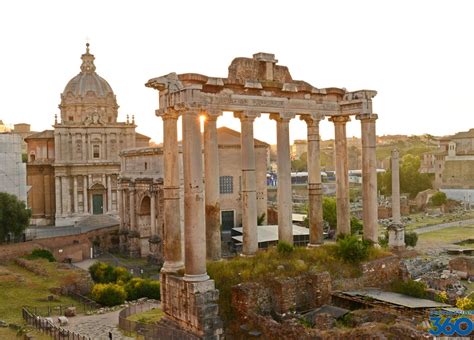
0;133;28;202
26;44;150;226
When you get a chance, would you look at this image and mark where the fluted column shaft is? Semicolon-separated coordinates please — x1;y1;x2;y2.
391;149;401;224
182;108;208;281
118;187;123;225
83;175;88;213
150;190;157;235
271;113;294;244
302;114;324;245
358;114;379;242
55;176;62;217
160;110;184;272
73;176;78;213
129;185;136;231
107;175;112;213
330;116;351;236
204;113;221;260
235;111;260;255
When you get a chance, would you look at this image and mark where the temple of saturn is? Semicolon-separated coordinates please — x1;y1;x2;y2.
145;53;379;339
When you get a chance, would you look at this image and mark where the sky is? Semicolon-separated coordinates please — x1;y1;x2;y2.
0;0;473;144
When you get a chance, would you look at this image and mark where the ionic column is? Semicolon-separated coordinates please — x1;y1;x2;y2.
234;111;261;255
107;175;112;213
88;175;92;213
83;175;89;213
357;114;379;242
182;108;208;281
391;149;401;224
204;110;222;260
55;176;62;217
329;116;351;236
301;114;324;245
73;176;78;213
82;134;86;161
159;109;184;272
150;189;157;235
129;184;136;231
270;113;295;245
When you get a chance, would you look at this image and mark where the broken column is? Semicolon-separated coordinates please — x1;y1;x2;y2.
388;149;405;249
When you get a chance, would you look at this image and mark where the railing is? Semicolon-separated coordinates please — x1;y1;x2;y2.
118;302;157;336
67;291;100;311
22;307;92;340
118;302;199;339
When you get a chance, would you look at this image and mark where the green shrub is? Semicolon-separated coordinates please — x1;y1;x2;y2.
405;231;418;247
430;191;447;206
88;261;131;284
350;217;363;235
26;248;56;262
391;279;427;298
335;235;370;264
277;241;295;254
91;283;127;306
378;230;389;248
125;278;160;300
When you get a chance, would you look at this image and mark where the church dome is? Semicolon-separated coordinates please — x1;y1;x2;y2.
62;43;114;98
59;44;119;124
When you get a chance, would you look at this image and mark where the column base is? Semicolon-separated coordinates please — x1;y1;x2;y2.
160;273;223;339
184;273;210;282
161;261;185;273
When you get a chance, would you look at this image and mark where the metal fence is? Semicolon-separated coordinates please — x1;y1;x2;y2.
22;307;92;340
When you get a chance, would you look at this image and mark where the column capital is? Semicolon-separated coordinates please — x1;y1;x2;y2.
328;115;351;124
300;112;325;125
356;113;378;122
269;112;295;122
234;111;261;121
156;108;180;120
202;108;222;121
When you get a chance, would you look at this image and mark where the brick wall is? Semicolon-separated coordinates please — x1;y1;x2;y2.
0;226;118;262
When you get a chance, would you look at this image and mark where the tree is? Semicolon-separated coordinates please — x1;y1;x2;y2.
377;154;432;198
0;192;31;242
323;197;337;229
431;191;447;206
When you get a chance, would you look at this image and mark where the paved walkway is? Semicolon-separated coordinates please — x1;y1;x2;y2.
61;309;134;340
414;218;474;234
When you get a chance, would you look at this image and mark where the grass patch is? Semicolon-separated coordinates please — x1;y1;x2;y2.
0;260;81;324
207;244;390;322
0;327;52;340
127;307;164;324
418;225;474;244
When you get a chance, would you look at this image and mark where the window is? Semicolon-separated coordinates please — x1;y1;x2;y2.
69;116;74;121
144;162;148;170
219;176;233;194
30;153;35;162
93;145;100;159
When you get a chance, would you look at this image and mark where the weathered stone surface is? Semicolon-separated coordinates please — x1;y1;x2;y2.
64;307;76;317
449;256;474;276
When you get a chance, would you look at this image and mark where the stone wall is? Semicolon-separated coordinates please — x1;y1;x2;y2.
332;255;401;291
232;272;331;319
0;225;118;262
449;256;474;276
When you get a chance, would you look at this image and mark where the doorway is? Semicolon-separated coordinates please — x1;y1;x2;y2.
92;194;103;215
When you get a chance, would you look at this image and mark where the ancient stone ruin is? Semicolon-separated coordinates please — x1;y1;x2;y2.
145;53;379;338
